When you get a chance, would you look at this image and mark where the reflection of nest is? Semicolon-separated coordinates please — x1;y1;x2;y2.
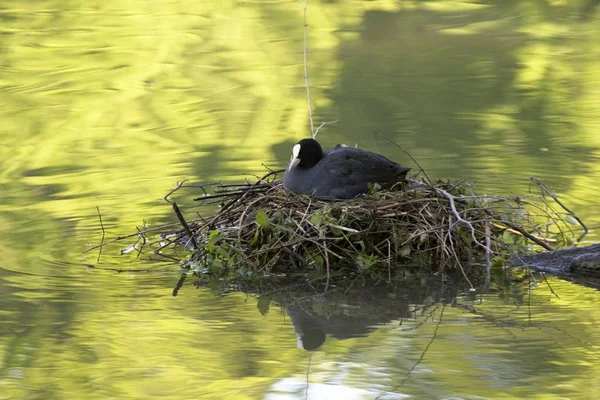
90;171;587;284
240;273;462;351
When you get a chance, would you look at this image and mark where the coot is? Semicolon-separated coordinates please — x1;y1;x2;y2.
283;138;411;199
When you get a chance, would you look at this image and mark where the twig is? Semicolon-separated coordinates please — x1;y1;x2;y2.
135;223;147;258
313;119;338;138
436;187;493;255
387;239;392;284
447;217;475;291
194;188;266;202
164;181;219;204
323;240;330;292
83;264;157;273
485;221;491;282
96;206;105;263
484;209;554;251
325;223;359;233
172;202;198;250
530;177;588;242
85;221;191;253
298;0;314;137
252;168;285;183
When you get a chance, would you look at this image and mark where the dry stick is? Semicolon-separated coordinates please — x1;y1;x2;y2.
514;198;566;240
193;188;266;202
84;221;194;253
447;217;475;291
375;132;496;256
214;183;272;194
483;209;554;251
164;181;219;204
323;240;330;292
530;177;588;242
152;234;186;254
437;187;493;255
313;120;339;138
298;0;315;137
293;198;313;237
387;239;392;284
172;202;198;250
215;171;281;215
96;206;106;263
84;264;156;274
89;182;272;256
237;195;273;243
528;187;577;239
485;221;492;282
252;168;285;183
135;224;147;258
494;225;557;243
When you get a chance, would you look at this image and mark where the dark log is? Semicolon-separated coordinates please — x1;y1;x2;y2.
509;244;600;288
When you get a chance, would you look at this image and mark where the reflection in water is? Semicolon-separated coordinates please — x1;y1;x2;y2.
278;282;439;352
286;306;327;351
1;0;600;399
259;272;600;398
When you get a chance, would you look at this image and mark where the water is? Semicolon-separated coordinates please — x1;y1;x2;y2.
1;1;600;399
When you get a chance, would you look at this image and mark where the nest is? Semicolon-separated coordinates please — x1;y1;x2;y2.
90;171;587;284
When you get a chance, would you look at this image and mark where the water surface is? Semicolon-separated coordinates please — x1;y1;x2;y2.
1;1;600;399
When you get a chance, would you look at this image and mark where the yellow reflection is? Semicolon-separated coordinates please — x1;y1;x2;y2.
1;1;600;399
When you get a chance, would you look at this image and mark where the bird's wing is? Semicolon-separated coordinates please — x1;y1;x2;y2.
321;147;409;183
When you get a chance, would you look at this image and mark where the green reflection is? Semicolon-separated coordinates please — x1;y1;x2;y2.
1;0;600;399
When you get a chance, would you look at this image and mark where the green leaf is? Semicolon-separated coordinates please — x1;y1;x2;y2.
502;230;515;245
249;229;261;247
305;249;324;269
491;256;505;270
255;209;270;229
564;234;575;245
215;246;230;261
210;258;223;274
207;229;221;253
257;295;271;315
368;182;382;194
309;213;324;227
329;225;342;237
312;255;324;269
356;253;377;271
398;244;412;257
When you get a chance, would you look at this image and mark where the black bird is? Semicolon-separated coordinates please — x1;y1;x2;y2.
283;138;411;199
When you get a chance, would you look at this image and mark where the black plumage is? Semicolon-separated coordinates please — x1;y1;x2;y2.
283;138;411;199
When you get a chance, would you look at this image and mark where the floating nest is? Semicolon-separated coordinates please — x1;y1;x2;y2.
91;171;587;284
